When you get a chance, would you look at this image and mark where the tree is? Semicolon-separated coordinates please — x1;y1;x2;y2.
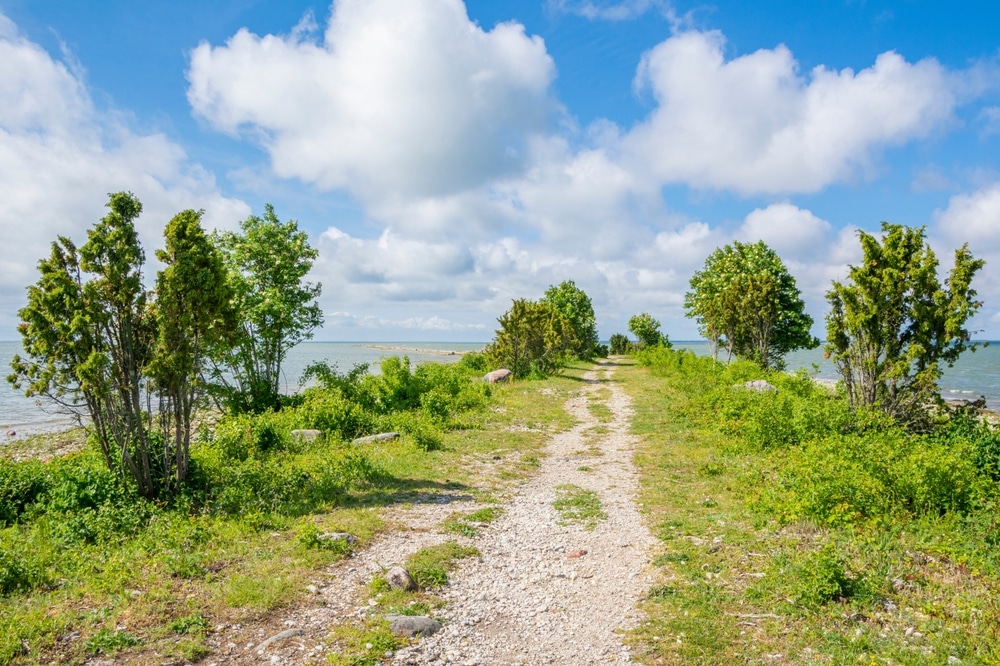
825;222;985;429
485;299;577;378
148;210;235;489
628;313;667;348
685;241;817;369
211;204;323;413
10;192;160;497
541;280;599;360
609;333;630;355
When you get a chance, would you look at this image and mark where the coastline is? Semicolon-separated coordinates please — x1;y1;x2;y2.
360;344;481;356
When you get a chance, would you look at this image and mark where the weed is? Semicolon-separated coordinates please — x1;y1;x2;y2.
85;628;141;655
327;619;401;666
443;506;503;537
405;541;479;590
168;612;209;635
553;484;606;530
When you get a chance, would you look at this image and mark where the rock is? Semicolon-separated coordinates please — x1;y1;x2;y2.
256;628;304;653
386;615;442;638
385;566;417;591
743;380;777;393
483;369;513;384
352;432;401;445
291;429;322;442
317;532;358;546
566;550;588;559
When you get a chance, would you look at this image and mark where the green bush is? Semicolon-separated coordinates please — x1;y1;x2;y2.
789;545;860;608
0;545;46;596
458;351;488;373
0;459;48;526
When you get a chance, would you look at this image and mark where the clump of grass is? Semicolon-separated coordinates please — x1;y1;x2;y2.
327;619;401;666
443;506;503;537
405;541;479;589
85;628;141;655
553;484;606;530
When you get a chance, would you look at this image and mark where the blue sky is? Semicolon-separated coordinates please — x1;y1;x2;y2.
2;0;999;342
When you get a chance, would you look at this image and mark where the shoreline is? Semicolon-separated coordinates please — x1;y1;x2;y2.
359;344;481;356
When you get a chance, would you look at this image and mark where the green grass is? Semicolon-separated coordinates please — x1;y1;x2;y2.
443;506;504;537
553;484;606;530
0;361;580;665
405;541;480;589
617;352;1000;665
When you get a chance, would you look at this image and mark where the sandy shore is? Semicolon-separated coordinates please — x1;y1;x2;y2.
360;344;480;356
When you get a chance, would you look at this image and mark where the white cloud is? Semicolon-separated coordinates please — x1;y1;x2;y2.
981;106;1000;136
624;31;957;194
936;183;1000;253
187;0;556;201
0;13;249;330
737;202;832;259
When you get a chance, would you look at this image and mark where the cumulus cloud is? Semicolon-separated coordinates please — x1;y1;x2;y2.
736;202;832;259
936;183;1000;253
0;12;249;331
187;0;556;201
624;30;957;194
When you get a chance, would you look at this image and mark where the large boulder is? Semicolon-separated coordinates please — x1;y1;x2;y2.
484;368;513;384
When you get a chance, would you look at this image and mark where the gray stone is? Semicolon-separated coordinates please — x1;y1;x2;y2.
386;615;442;638
484;368;513;384
385;566;417;591
317;532;358;546
352;432;401;445
743;380;777;393
256;628;304;653
291;429;322;442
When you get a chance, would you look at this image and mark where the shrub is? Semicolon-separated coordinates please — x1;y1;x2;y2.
0;546;45;596
0;459;48;526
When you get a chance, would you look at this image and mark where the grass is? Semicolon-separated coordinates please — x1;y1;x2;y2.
405;541;480;589
443;506;504;537
553;484;606;530
0;364;578;665
617;354;1000;665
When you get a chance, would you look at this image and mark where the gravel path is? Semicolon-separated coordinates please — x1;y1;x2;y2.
391;360;657;665
203;360;656;665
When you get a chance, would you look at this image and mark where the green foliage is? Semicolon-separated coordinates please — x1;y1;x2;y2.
609;333;631;355
458;351;488;372
210;204;322;413
825;223;985;429
404;541;479;589
0;545;46;596
85;628;141;655
0;459;47;526
541;279;600;359
149;209;235;490
10;192;163;497
168;613;209;635
686;240;817;369
485;298;577;378
628;313;668;349
786;545;860;608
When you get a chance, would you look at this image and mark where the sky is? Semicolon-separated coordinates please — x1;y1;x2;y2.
1;0;1000;343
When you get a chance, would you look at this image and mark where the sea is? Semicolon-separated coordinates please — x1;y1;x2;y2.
1;339;999;437
0;341;485;437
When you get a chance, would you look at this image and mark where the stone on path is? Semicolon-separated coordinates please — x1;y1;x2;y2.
387;615;442;638
385;566;417;591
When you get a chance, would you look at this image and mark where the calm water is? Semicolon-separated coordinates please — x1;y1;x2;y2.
3;339;998;436
675;341;1000;411
0;341;484;437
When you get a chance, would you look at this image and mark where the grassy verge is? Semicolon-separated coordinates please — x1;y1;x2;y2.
0;361;582;665
619;351;1000;665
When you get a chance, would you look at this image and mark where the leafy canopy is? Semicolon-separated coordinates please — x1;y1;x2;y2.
210;204;322;413
541;280;599;360
685;240;817;369
825;222;985;429
485;299;577;378
628;313;668;348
